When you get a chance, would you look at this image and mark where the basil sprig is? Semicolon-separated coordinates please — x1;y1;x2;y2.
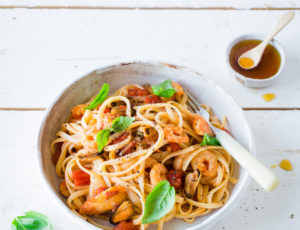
142;180;175;224
11;211;53;230
152;79;176;98
200;134;221;146
96;116;134;152
96;129;111;152
111;117;135;132
85;83;109;110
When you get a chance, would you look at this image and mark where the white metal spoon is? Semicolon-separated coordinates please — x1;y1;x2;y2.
238;11;294;70
185;90;279;192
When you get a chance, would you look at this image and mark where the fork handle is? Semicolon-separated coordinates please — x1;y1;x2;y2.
214;129;279;192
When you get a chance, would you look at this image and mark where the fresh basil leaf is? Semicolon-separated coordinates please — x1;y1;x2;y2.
152;79;176;98
96;129;111;152
85;83;109;110
142;180;175;224
111;116;134;132
200;134;221;146
11;211;53;230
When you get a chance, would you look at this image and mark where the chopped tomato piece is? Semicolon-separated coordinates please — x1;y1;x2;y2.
167;170;185;191
111;132;129;145
144;95;162;104
169;142;181;152
114;221;138;230
104;107;112;113
72;170;90;186
128;88;150;97
119;141;136;156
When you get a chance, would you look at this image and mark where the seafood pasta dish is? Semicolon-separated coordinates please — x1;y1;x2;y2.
51;79;236;230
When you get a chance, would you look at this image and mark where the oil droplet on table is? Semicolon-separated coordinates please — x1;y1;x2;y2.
263;93;276;102
279;159;293;171
270;164;277;168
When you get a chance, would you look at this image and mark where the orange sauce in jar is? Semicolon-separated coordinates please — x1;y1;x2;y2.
229;40;281;79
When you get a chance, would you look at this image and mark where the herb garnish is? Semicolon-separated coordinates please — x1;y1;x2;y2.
11;211;53;230
152;79;176;98
96;116;134;152
200;134;221;146
142;180;175;224
85;83;109;110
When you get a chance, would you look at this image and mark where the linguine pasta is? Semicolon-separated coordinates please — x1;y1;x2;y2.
51;81;236;230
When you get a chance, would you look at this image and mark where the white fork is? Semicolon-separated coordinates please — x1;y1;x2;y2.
185;90;279;192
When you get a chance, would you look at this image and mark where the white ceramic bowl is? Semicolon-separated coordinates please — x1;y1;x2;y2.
226;34;286;88
38;61;255;230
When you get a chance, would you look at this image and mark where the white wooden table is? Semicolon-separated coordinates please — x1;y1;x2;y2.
0;1;299;229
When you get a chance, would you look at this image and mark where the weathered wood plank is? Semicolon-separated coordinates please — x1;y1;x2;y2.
1;0;300;10
0;110;299;229
0;9;299;108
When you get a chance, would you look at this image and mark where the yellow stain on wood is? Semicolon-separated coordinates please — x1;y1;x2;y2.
279;159;293;171
263;93;276;102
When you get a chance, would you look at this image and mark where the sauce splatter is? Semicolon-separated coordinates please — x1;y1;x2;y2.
263;93;276;102
279;159;293;171
270;164;277;168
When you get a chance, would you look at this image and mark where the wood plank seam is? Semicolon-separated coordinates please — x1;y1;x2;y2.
1;6;300;10
0;108;46;111
0;6;235;10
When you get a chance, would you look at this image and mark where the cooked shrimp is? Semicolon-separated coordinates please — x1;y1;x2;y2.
79;186;127;215
191;151;218;177
71;104;86;119
163;126;189;143
192;115;212;136
101;113;118;129
171;82;184;101
150;163;168;185
173;155;184;170
145;157;158;169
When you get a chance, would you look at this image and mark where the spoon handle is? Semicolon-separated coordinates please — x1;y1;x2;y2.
214;128;279;192
260;11;295;48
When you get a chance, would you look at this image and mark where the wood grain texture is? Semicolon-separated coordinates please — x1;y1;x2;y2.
0;110;298;229
1;0;300;9
0;9;299;109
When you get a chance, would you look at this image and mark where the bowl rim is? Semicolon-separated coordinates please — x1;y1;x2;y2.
37;60;256;230
225;33;286;83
